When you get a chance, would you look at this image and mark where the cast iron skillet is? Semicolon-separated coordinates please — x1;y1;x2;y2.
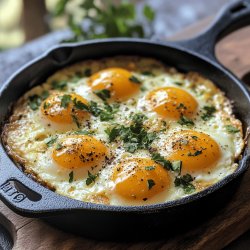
0;0;250;240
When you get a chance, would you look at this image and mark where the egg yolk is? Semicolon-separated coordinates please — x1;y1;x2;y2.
146;87;198;119
52;135;108;169
112;158;171;201
166;130;221;173
41;93;89;124
88;68;140;101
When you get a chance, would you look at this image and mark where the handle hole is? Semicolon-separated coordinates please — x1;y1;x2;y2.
9;180;41;202
230;2;247;14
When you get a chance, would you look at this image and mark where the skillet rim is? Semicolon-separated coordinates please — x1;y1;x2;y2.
0;38;250;215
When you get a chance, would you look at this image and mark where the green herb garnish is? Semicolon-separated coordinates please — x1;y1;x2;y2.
41;90;49;100
45;135;58;147
94;89;111;101
56;143;63;150
141;71;154;76
129;75;141;84
147;179;155;190
72;98;89;111
69;171;74;183
43;102;50;109
60;94;71;108
225;125;240;133
88;101;102;117
73;130;95;135
28;95;41;110
151;153;172;171
176;103;187;110
29;91;49;110
191;136;198;140
145;166;155;171
52;80;67;90
178;115;194;126
174;174;195;194
201;106;216;121
188;150;202;156
171;160;182;174
99;103;116;121
71;114;80;128
104;113;157;153
86;171;98;186
105;127;121;142
174;82;183;86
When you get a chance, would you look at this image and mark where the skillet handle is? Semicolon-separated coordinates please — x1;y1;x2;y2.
0;146;83;216
176;0;250;61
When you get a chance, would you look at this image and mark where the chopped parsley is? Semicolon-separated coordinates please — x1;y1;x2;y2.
151;153;172;171
171;160;182;174
52;80;67;90
191;135;198;140
86;171;98;186
87;101;117;121
45;135;58;147
43;102;50;109
55;143;63;150
225;125;240;133
99;104;116;121
188;150;202;156
105;127;121;142
174;81;183;86
28;95;41;110
178;115;194;126
201;106;216;121
71;114;80;128
176;103;187;110
28;91;49;110
174;174;195;194
141;71;154;76
69;171;74;183
104;113;157;153
129;75;141;84
60;94;72;108
72;98;89;111
73;130;95;135
147;179;155;190
94;89;111;101
88;101;102;116
41;90;49;100
145;166;155;171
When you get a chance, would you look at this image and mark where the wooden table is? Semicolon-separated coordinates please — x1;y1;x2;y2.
0;19;250;250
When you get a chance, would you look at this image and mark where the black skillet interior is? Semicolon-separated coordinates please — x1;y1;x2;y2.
0;0;250;239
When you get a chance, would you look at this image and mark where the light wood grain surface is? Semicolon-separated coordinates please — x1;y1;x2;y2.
1;20;250;250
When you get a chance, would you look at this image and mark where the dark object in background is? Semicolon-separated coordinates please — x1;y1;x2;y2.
0;0;250;240
21;0;49;41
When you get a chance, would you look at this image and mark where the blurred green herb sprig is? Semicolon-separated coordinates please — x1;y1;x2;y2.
54;0;155;42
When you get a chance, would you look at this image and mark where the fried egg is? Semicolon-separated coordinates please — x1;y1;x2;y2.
2;56;244;206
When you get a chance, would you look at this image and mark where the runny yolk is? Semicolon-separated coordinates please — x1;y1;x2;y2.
88;68;140;101
112;158;171;201
52;135;108;169
40;93;89;124
166;130;221;173
146;87;198;120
